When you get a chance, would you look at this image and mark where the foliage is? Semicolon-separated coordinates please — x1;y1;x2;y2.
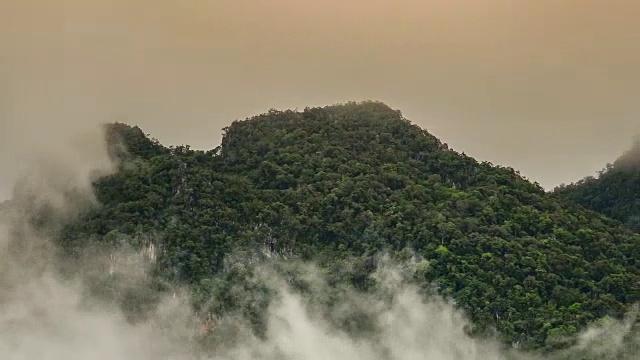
58;101;639;353
554;140;640;231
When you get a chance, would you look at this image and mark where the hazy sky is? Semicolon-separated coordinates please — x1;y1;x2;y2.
1;0;639;199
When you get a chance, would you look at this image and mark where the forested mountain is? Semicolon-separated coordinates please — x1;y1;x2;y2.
56;101;638;354
554;140;640;231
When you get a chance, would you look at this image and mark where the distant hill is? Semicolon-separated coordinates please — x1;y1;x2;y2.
553;139;640;231
51;101;638;353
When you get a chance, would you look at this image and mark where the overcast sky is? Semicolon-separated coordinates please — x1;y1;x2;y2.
1;0;639;199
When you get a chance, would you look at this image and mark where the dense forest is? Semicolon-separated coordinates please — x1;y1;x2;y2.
35;101;639;356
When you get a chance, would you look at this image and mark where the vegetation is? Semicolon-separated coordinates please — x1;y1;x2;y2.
55;101;638;354
554;140;640;231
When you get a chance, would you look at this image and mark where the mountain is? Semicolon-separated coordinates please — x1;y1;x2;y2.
57;101;638;353
553;140;640;231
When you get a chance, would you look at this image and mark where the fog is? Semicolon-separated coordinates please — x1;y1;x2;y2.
2;0;640;199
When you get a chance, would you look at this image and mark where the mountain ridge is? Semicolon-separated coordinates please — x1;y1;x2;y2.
553;139;640;231
50;101;638;354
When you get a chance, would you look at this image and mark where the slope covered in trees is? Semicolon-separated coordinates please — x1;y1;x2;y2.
554;140;640;231
58;101;639;354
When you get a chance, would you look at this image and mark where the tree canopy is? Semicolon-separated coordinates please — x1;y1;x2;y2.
56;101;638;354
554;139;640;231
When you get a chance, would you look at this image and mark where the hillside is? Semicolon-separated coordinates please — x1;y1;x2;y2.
554;140;640;231
57;101;639;354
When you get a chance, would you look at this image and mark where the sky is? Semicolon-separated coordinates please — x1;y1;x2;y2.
1;0;639;199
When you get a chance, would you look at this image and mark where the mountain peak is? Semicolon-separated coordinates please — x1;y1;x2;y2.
58;102;639;353
614;136;640;170
103;122;167;161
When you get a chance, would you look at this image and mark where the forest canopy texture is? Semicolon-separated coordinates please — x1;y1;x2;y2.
47;101;638;354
